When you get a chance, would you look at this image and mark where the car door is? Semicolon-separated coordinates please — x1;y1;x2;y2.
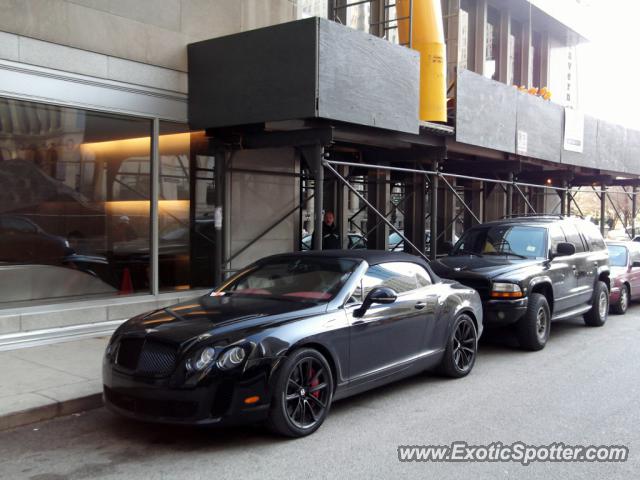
560;223;593;307
628;245;640;299
345;261;434;383
546;224;575;314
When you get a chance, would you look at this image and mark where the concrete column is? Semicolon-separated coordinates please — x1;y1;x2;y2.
522;12;532;86
474;0;487;77
498;8;511;83
506;172;514;216
540;31;550;87
560;181;567;216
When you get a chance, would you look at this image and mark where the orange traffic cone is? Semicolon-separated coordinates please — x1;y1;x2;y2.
119;267;133;295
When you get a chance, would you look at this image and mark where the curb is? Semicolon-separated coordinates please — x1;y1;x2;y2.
0;394;104;432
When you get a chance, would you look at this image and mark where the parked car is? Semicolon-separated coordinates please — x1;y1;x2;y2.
431;216;610;351
606;241;640;314
103;250;483;437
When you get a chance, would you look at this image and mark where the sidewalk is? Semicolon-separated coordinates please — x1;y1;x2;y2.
0;336;108;431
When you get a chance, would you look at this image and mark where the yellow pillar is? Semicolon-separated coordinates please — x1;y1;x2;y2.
397;0;447;122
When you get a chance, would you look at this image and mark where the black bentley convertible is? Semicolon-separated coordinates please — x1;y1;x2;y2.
103;250;483;437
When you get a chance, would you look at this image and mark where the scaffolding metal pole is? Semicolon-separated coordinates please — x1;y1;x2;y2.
506;172;514;216
430;160;438;260
305;145;324;250
324;161;429;262
633;186;638;238
600;184;606;236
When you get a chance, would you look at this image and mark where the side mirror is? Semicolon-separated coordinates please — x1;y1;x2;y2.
441;242;453;255
553;242;576;259
354;287;397;317
632;261;640;268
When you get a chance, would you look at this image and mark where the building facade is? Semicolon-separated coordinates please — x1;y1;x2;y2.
0;0;638;344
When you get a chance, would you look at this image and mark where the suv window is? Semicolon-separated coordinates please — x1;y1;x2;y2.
452;224;546;259
561;224;586;253
548;224;566;257
578;221;606;251
355;262;423;300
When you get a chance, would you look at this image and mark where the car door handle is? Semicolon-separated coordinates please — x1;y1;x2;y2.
414;302;427;310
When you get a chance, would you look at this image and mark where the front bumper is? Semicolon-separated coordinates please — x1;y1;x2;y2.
102;357;280;426
483;297;529;326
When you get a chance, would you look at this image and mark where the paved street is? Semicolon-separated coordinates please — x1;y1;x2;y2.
1;307;639;480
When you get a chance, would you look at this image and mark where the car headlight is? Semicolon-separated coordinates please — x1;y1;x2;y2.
491;282;523;298
217;346;247;370
186;347;216;372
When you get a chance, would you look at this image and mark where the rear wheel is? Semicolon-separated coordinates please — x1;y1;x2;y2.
267;348;333;438
584;281;609;326
516;293;550;351
437;314;478;378
611;284;629;315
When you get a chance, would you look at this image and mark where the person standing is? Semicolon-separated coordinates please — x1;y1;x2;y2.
313;210;341;250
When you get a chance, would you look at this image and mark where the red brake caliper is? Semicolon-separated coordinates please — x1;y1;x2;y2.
309;367;320;398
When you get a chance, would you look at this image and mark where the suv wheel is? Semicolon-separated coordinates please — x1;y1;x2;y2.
584;281;609;326
516;293;550;351
611;284;629;315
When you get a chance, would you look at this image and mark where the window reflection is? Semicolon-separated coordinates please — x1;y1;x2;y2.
0;99;152;304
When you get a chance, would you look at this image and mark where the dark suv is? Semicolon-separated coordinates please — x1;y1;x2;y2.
431;216;610;351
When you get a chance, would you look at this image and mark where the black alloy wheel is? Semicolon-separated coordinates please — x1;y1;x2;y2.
438;314;478;378
268;348;333;437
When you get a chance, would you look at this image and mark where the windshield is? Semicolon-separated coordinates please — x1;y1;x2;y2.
607;245;628;267
215;257;358;302
452;225;547;259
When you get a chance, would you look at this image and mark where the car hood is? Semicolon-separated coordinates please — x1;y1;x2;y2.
117;294;323;346
431;255;543;280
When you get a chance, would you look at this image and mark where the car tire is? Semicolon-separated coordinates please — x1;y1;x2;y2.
611;284;629;315
584;281;609;327
437;313;478;378
516;293;550;351
267;348;334;438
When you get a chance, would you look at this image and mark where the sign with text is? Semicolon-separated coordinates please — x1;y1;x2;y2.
564;108;584;153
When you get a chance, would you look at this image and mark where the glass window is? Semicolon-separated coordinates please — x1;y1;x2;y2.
607;245;628;267
157;122;211;292
484;6;500;80
459;0;476;71
560;224;586;253
296;0;328;19
548;224;566;257
452;225;547;259
579;221;606;251
356;261;421;299
218;257;357;302
0;98;152;305
414;264;433;287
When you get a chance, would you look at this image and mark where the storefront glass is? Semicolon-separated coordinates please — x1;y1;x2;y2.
0;97;212;305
